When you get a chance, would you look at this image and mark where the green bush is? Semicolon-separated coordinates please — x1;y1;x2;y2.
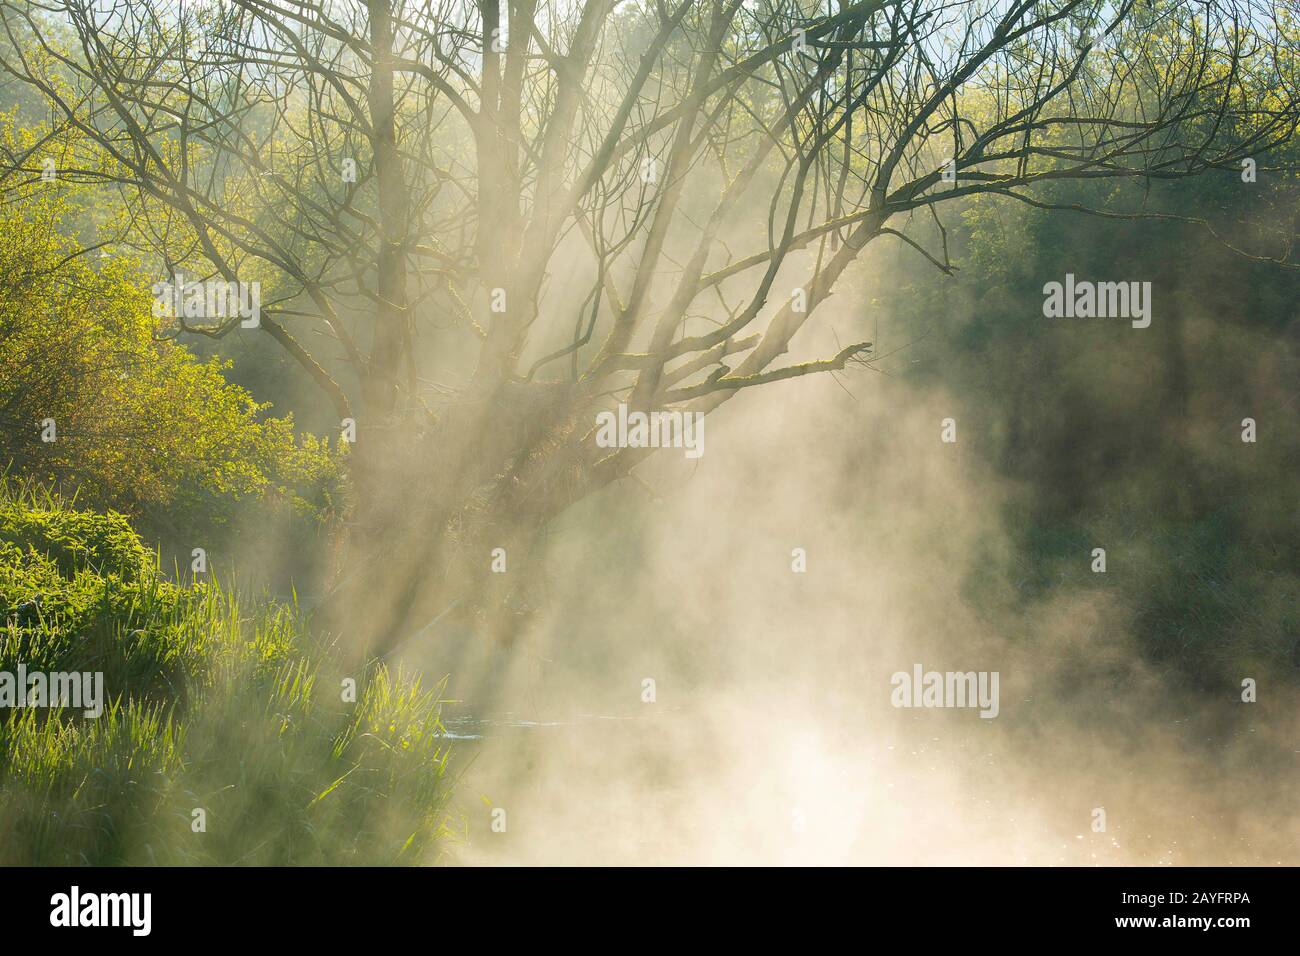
0;194;343;580
0;482;456;865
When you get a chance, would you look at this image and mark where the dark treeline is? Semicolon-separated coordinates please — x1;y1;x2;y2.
868;164;1299;688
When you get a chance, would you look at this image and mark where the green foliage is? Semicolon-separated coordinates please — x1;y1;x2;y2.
0;201;343;568
0;480;194;694
0;484;456;865
0;106;344;573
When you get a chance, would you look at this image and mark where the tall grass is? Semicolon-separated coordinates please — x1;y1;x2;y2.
0;478;458;864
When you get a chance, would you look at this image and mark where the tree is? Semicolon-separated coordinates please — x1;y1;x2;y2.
2;0;1297;653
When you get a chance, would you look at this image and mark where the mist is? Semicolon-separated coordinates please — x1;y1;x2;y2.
403;249;1300;866
2;0;1296;873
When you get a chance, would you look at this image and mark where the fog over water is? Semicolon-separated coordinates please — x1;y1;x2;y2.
399;303;1299;866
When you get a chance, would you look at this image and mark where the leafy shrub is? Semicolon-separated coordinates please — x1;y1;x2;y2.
0;484;456;865
0;199;343;577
